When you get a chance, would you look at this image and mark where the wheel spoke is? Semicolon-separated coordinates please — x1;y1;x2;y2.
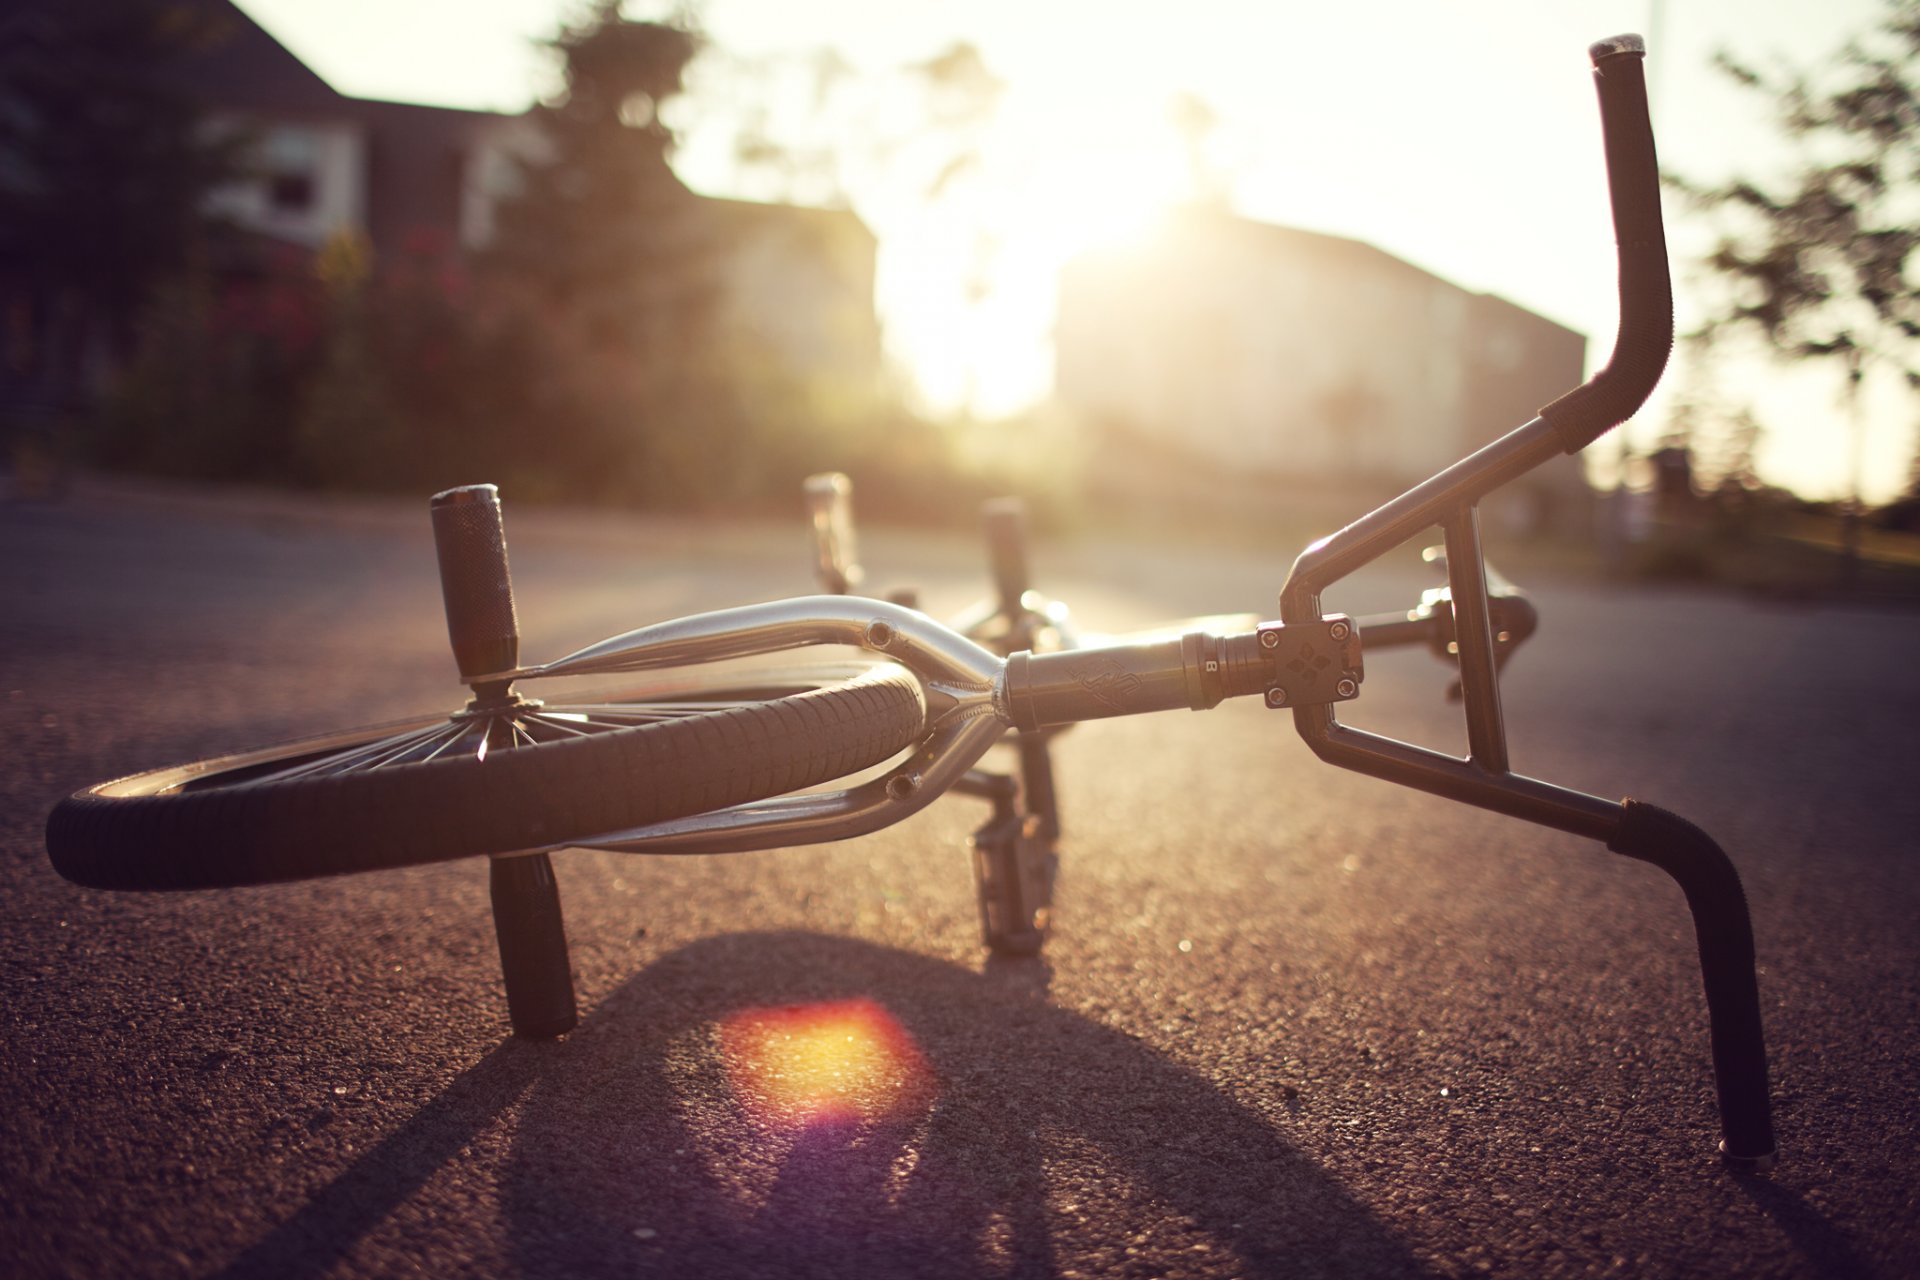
245;722;450;785
210;687;822;787
546;700;767;718
539;711;666;728
522;713;592;738
386;721;478;766
335;723;466;775
420;721;482;763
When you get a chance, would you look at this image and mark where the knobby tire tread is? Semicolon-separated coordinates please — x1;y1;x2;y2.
48;665;925;891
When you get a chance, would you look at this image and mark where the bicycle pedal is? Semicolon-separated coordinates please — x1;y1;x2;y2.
972;812;1054;957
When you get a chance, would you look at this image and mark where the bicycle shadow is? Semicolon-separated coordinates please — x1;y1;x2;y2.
217;931;1431;1279
1735;1178;1874;1280
499;931;1431;1279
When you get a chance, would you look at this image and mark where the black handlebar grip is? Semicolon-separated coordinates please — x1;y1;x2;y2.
1538;34;1673;455
431;484;520;681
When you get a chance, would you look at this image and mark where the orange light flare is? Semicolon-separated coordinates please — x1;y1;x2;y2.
719;998;936;1129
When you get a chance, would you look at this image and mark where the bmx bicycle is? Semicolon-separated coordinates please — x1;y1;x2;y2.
45;35;1775;1171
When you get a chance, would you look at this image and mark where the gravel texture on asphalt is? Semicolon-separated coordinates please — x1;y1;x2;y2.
3;482;1916;1279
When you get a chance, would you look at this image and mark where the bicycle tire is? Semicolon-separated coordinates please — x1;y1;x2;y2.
47;661;926;891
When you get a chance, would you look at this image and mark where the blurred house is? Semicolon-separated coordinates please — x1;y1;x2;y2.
1057;208;1589;534
702;199;882;389
197;1;877;381
0;0;878;423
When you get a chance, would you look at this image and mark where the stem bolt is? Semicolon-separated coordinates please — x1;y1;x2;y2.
1259;629;1281;649
1335;677;1359;698
1265;686;1289;708
1328;620;1352;641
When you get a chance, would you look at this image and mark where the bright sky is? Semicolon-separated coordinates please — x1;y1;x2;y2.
236;0;1911;503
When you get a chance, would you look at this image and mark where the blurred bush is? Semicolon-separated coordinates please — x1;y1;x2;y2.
91;226;1016;522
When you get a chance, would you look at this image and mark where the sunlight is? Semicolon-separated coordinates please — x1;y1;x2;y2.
879;97;1188;418
1018;144;1183;258
719;998;934;1127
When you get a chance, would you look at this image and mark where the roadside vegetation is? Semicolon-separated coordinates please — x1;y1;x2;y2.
1;2;1043;525
1658;0;1920;597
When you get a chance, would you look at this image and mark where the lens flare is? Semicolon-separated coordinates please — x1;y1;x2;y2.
719;998;933;1127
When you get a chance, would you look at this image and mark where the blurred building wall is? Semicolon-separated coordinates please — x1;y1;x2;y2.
1057;208;1590;534
702;199;882;390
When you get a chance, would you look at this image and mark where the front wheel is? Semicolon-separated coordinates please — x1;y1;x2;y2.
48;661;926;891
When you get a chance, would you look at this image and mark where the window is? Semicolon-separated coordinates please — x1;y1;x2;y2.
268;171;314;212
262;128;320;214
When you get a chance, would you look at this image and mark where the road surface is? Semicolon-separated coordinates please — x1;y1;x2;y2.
3;479;1916;1278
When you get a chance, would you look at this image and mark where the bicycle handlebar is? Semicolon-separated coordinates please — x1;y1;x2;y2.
431;484;521;684
1537;34;1672;455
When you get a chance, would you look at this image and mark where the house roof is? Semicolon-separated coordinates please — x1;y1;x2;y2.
1076;204;1583;344
1167;205;1418;275
175;0;349;118
0;0;345;118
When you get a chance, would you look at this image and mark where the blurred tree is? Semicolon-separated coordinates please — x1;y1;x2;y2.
902;43;1007;370
0;0;244;419
714;49;858;207
698;39;1005;218
292;230;395;487
702;39;1004;243
486;6;709;348
699;40;1004;415
1168;91;1230;208
1670;0;1920;543
482;4;738;500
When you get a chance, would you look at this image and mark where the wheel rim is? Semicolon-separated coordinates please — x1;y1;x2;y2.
97;665;879;800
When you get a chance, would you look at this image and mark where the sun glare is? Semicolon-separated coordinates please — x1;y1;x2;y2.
877;93;1189;419
719;998;934;1127
1019;143;1183;257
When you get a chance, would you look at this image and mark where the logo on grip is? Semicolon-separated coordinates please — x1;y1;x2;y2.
1070;655;1143;712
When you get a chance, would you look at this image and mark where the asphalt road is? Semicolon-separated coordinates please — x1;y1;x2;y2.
3;479;1917;1279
